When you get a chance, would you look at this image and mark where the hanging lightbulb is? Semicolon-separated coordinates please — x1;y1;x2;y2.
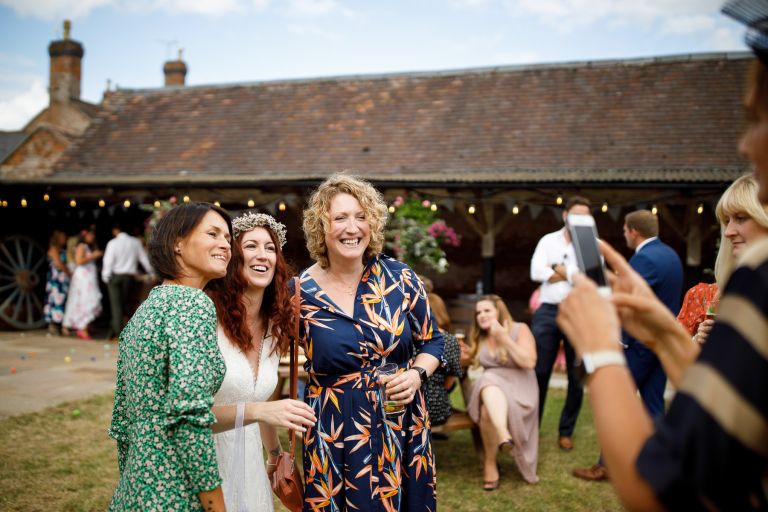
123;199;131;208
651;205;658;216
556;194;563;206
214;201;221;207
43;193;50;202
697;203;704;215
430;203;438;212
388;205;395;213
21;198;27;208
247;199;255;208
468;204;476;215
98;199;106;208
601;202;608;213
70;199;77;208
512;205;519;215
1;201;6;208
153;199;161;209
278;201;286;212
183;195;190;204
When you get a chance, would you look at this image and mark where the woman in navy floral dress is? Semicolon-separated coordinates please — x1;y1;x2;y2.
297;173;445;511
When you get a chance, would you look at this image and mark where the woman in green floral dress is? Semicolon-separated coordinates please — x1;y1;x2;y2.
108;203;232;511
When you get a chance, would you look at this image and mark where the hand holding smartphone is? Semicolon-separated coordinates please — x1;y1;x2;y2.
566;214;611;297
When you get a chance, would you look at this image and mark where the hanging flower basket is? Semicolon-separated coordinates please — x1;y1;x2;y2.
385;196;460;273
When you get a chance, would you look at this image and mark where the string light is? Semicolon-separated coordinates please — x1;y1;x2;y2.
123;199;131;208
651;205;658;216
388;205;395;213
512;205;519;215
153;200;161;209
43;193;50;202
697;203;704;215
430;203;438;212
468;204;476;215
601;202;608;213
556;194;563;206
69;199;76;208
21;198;27;208
214;201;221;207
183;195;190;204
247;199;255;208
1;201;7;208
98;199;106;208
278;201;286;212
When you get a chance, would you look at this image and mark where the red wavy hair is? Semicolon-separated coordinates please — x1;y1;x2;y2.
207;227;295;356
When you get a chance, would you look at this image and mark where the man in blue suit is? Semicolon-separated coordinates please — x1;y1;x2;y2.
573;209;683;481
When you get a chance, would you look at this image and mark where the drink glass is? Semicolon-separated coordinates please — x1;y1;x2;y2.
704;299;719;319
378;363;405;418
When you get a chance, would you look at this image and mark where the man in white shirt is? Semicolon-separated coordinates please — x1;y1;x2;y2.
102;224;153;340
529;196;591;452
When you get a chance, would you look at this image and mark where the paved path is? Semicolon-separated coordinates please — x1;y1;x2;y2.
0;330;116;419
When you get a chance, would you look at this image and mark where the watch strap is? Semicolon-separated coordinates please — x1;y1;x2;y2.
583;350;626;374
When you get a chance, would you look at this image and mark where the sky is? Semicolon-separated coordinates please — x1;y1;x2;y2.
0;0;747;131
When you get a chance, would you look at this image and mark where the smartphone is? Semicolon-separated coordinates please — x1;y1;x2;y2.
566;214;610;297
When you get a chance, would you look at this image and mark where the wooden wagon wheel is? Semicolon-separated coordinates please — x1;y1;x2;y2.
0;236;47;329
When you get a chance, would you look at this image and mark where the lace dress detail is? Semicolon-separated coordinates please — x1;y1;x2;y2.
213;326;280;512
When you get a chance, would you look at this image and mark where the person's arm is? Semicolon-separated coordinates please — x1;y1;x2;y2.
101;243;114;283
489;320;536;369
165;300;224;508
136;239;154;276
530;236;562;283
260;423;282;480
48;246;69;275
599;242;699;387
557;273;664;511
211;399;315;434
197;487;226;512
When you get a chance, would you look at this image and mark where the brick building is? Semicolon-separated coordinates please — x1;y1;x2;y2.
0;22;752;321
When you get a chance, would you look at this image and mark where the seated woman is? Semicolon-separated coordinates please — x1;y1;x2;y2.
678;174;768;344
466;295;539;489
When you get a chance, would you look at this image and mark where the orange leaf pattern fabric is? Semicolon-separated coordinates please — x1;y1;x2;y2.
294;255;444;511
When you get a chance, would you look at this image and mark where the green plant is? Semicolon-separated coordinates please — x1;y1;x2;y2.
385;196;460;273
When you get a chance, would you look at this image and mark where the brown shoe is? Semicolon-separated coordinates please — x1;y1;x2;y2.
558;436;574;451
572;463;609;481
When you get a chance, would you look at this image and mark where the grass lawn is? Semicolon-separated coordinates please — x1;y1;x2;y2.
0;389;622;511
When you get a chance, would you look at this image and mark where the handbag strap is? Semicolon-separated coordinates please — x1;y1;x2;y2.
288;277;301;454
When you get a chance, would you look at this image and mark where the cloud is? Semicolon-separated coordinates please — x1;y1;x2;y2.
710;27;746;52
0;77;47;130
288;24;342;41
282;0;355;18
0;0;269;19
662;15;716;35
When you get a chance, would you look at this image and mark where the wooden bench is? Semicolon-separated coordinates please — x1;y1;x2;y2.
430;369;483;459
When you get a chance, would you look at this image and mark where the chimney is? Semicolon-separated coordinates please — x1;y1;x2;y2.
48;20;84;104
163;49;187;87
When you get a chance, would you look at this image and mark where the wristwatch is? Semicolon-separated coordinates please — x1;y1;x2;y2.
412;366;428;385
582;350;626;375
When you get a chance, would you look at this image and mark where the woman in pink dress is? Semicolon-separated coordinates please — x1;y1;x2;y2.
466;294;539;489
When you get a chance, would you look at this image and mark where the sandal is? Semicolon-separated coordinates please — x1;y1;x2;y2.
482;480;499;491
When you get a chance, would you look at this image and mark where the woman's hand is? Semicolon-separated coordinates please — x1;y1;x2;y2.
693;319;715;345
382;369;422;405
557;273;622;356
249;399;316;432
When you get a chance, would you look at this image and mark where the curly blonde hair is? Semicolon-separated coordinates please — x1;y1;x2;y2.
302;172;389;269
714;174;768;286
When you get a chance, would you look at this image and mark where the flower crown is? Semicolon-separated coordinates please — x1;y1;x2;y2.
232;211;287;247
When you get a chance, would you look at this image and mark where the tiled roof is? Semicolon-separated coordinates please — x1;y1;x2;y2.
50;53;752;185
0;131;27;164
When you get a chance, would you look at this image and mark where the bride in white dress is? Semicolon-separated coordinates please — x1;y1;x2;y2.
207;212;316;512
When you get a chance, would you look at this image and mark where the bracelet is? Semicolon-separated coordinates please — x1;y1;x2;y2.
267;462;277;467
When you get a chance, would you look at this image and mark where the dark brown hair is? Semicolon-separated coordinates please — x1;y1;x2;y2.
207;226;295;357
624;210;659;238
148;202;232;281
745;59;768;121
564;195;592;212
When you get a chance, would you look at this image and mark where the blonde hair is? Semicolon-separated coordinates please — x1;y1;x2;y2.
714;174;768;287
302;172;388;269
427;292;451;332
468;294;514;363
